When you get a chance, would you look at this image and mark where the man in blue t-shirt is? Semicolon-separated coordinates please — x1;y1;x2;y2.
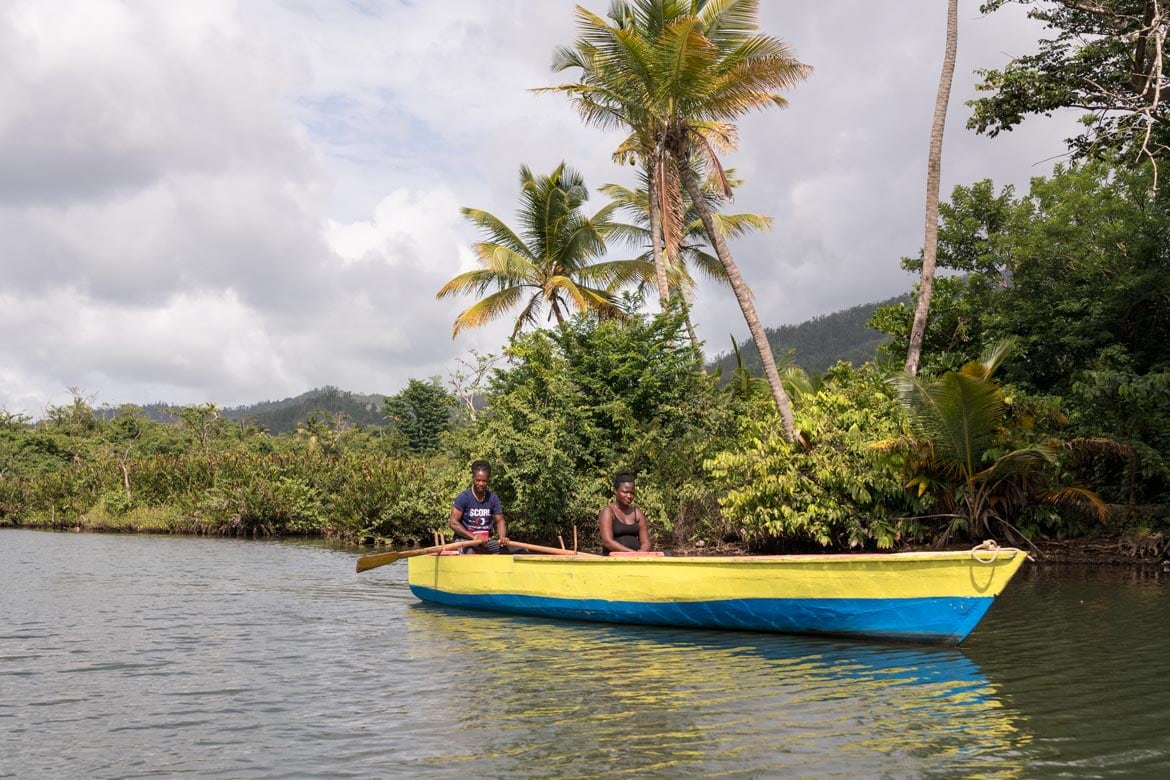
448;460;509;553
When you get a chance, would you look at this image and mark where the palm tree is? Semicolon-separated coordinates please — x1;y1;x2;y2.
601;169;771;352
545;0;811;443
544;3;674;304
437;162;651;337
905;0;959;376
890;340;1108;543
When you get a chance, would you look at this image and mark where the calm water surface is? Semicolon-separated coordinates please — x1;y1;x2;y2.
2;529;1168;778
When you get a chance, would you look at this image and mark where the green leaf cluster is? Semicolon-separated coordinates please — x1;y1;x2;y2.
383;379;456;455
705;363;913;550
969;0;1170;163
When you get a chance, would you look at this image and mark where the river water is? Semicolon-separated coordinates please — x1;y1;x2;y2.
2;529;1168;779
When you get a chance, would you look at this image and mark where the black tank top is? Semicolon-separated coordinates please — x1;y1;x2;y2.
609;505;640;551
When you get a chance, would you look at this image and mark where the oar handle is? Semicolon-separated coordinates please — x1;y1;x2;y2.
355;539;481;573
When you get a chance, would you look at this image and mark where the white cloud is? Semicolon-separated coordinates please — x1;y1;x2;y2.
0;287;288;407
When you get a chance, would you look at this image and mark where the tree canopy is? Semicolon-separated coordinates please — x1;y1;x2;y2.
437;162;650;337
969;0;1170;169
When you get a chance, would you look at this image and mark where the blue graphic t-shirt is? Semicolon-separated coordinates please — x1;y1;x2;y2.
453;488;502;535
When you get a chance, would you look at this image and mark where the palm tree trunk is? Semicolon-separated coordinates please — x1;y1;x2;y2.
905;0;959;376
647;152;671;306
676;160;795;442
679;288;707;374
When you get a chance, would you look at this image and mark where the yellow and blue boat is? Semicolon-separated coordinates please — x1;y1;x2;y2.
406;546;1028;645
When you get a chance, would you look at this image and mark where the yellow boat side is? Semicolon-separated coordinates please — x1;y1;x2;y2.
408;549;1027;602
405;549;1028;644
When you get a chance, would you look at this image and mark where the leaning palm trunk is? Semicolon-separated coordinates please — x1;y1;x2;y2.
905;0;958;376
646;152;671;305
678;290;707;374
677;162;795;442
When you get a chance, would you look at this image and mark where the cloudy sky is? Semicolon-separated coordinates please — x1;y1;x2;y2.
0;0;1081;416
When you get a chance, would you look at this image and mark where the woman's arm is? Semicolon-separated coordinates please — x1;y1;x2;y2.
636;510;652;552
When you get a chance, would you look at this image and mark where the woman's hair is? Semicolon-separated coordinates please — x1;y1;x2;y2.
471;459;491;476
612;471;635;489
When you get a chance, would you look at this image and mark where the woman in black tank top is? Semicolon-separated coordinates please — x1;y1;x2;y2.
599;472;651;555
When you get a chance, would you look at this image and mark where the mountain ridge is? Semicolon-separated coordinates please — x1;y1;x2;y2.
707;295;899;379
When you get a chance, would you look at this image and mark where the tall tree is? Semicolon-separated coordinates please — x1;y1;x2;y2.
544;3;676;306
437;163;650;337
546;0;811;442
383;378;456;454
906;0;960;376
969;0;1170;182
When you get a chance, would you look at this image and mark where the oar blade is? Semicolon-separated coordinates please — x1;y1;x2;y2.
355;551;403;573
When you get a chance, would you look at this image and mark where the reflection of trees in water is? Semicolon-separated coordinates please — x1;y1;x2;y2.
401;605;1029;778
965;567;1170;775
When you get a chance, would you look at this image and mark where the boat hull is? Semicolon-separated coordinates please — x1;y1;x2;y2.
406;549;1027;645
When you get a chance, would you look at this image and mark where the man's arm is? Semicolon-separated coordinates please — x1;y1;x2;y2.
448;506;475;540
491;494;508;544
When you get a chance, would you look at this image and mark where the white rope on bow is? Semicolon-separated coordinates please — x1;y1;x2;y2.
971;539;1001;563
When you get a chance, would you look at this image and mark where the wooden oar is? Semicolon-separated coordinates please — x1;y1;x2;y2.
509;541;601;557
355;539;481;573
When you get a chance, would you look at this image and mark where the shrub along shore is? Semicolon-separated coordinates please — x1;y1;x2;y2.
3;302;1167;564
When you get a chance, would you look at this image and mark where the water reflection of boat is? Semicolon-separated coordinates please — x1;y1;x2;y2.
406;548;1027;644
400;607;1029;777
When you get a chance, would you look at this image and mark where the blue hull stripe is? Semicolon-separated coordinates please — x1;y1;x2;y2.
409;586;995;644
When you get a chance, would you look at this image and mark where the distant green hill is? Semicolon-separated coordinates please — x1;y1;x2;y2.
708;296;901;379
219;386;388;434
117;386;389;435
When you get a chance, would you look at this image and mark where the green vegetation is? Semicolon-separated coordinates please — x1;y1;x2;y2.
706;362;913;551
222;387;387;434
884;340;1110;544
4;1;1168;553
969;0;1169;166
103;387;389;435
383;379;455;455
872;160;1170;523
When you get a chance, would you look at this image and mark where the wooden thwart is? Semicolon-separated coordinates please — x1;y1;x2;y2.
509;541;600;557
